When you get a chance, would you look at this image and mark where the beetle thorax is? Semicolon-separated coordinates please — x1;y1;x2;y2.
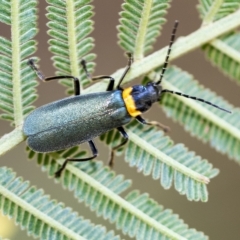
122;83;162;117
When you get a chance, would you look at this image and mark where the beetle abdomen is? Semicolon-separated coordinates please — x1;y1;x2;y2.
24;91;131;152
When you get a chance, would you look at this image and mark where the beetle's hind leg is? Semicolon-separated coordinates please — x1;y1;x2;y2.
28;59;81;95
54;140;98;178
136;115;170;133
108;126;129;167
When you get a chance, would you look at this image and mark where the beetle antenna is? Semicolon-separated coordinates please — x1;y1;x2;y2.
162;89;231;113
156;20;179;85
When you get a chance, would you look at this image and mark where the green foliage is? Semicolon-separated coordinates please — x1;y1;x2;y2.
198;0;240;85
0;0;11;25
27;147;132;196
160;66;240;162
24;150;208;240
125;121;218;201
123;191;207;240
198;0;240;22
46;0;96;93
202;31;240;85
0;0;240;239
0;0;38;124
101;120;217;201
118;0;170;59
0;167;120;240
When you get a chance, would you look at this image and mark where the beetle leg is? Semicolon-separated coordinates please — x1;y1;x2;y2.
81;52;134;91
116;52;133;90
91;75;115;91
109;126;129;167
28;59;81;95
136;115;170;133
54;140;98;178
80;59;115;91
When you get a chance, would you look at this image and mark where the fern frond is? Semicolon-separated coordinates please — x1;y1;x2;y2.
123;191;207;240
83;9;240;96
46;0;95;94
0;167;121;240
27;147;132;195
118;0;170;60
28;150;208;239
126;121;218;199
198;0;240;23
159;66;240;163
0;0;11;25
0;0;38;125
101;121;218;201
202;31;240;85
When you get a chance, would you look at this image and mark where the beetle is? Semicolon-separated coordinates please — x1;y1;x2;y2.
23;21;230;177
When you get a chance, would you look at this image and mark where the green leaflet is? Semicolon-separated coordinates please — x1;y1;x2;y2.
46;0;96;94
27;149;208;240
198;0;240;84
123;191;207;240
0;167;121;240
0;0;11;25
27;147;132;196
101;120;217;201
1;0;240;238
0;0;38;125
202;31;240;85
198;0;240;23
161;66;240;162
125;121;217;200
118;0;170;59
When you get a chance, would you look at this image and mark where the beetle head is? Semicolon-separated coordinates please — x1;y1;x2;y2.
130;82;162;113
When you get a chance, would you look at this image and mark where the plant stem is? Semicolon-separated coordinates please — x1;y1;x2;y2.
11;0;23;126
163;80;240;143
2;10;240;161
134;0;153;60
0;184;85;240
60;159;187;240
84;9;240;94
0;128;25;157
210;39;240;63
127;131;210;184
66;1;81;87
202;0;224;25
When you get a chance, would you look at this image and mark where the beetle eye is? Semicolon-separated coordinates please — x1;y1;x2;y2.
132;85;146;93
141;86;146;91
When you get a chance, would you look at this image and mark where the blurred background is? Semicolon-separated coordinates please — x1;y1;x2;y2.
0;1;240;239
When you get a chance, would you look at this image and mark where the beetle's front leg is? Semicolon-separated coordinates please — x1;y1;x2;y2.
136;115;170;133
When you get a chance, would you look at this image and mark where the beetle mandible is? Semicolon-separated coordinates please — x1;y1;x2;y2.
23;21;230;177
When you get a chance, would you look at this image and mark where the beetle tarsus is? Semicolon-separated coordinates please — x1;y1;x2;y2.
148;120;170;133
28;58;46;80
136;116;170;133
107;126;129;168
54;167;64;178
108;150;115;168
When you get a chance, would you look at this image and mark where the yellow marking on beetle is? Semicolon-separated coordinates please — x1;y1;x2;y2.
122;87;141;117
